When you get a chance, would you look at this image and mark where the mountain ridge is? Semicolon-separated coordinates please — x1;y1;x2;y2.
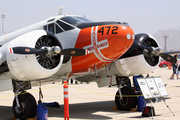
152;29;180;51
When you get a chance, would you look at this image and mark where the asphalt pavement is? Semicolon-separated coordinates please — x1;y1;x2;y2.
0;67;180;120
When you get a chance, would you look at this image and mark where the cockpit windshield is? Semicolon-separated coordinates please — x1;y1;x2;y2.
60;16;93;26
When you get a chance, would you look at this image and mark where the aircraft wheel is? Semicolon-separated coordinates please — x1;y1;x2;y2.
115;87;137;111
13;92;37;120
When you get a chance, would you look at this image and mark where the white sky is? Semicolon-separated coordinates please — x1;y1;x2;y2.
1;0;180;35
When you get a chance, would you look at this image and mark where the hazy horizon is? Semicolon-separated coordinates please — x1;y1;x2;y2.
1;0;180;35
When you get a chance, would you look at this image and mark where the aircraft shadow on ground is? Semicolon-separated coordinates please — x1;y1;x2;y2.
0;105;14;119
0;100;145;119
48;100;131;119
48;98;171;119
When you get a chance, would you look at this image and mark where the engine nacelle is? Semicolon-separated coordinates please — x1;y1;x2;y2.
111;33;160;76
113;54;159;76
7;30;63;81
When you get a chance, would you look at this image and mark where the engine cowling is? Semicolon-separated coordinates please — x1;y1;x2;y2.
7;30;63;81
112;33;160;76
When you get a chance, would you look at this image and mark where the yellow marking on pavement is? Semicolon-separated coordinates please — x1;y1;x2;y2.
1;83;180;99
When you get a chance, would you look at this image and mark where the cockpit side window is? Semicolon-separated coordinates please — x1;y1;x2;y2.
43;23;55;34
60;16;93;26
56;20;74;31
43;25;47;31
55;24;63;34
44;22;64;34
60;16;80;26
75;17;92;22
48;23;54;34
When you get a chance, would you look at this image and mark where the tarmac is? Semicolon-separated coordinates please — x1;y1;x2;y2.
0;67;180;120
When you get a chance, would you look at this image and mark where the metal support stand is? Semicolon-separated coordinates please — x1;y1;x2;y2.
143;99;147;110
162;97;175;116
150;100;154;119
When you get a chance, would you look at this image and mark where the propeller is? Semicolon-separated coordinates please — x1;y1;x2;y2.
159;53;177;63
133;40;177;63
9;46;89;56
133;40;153;52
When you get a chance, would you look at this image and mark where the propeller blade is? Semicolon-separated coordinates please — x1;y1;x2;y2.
133;40;153;52
163;50;180;55
10;47;89;56
159;53;177;63
10;47;47;54
60;48;89;56
133;40;178;63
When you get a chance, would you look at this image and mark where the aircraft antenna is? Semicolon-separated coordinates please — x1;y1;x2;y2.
44;6;65;15
57;6;65;15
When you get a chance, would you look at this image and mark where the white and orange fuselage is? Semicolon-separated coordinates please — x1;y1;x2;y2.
60;24;134;77
0;15;134;81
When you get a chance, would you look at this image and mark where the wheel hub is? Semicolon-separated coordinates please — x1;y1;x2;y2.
119;95;128;106
15;102;26;115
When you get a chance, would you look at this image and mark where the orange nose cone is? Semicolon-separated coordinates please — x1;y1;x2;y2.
116;25;134;50
101;25;134;59
72;24;134;73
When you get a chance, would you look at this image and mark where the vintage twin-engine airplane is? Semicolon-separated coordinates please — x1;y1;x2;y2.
0;14;177;119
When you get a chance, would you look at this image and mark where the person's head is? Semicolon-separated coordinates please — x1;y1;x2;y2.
174;54;178;58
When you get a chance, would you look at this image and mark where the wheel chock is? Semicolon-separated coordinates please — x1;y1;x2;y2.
130;108;137;112
112;107;118;110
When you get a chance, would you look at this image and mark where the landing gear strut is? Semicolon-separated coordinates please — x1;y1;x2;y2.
12;80;37;119
115;76;137;111
13;92;37;119
115;87;137;111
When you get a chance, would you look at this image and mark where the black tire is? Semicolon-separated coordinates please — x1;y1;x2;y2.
13;92;37;120
115;87;137;111
163;64;167;67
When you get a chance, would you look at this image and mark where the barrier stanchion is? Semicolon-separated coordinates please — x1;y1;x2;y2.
168;63;171;70
63;81;69;120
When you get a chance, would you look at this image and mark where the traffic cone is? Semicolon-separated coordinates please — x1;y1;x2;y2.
168;64;171;70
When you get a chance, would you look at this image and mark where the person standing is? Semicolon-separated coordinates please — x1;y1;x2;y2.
170;54;179;79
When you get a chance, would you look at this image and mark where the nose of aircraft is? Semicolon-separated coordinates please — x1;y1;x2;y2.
116;24;134;49
105;24;134;59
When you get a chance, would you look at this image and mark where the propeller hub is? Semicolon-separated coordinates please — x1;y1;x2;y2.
45;46;61;58
53;46;61;54
151;47;163;56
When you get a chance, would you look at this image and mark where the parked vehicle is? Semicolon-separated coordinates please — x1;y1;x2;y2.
159;60;172;68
